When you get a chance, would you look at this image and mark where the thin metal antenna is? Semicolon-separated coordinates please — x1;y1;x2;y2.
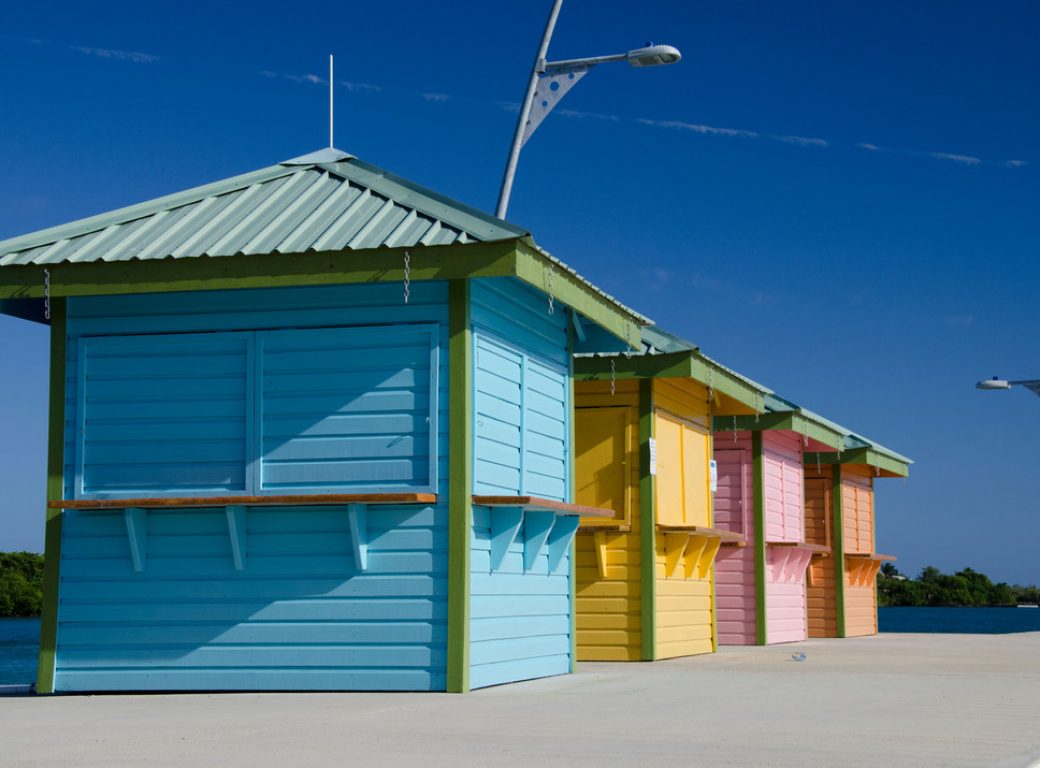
329;54;334;148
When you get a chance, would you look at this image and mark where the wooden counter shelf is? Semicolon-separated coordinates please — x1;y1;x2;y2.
470;495;610;573
51;493;438;574
655;524;740;579
843;553;895;586
767;541;832;554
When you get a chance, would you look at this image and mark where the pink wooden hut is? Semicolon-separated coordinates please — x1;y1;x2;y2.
712;401;845;645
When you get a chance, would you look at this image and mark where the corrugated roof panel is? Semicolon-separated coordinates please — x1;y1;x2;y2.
0;150;527;266
241;171;340;255
275;182;362;253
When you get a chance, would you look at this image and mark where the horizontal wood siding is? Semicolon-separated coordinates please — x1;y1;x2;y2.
468;278;573;688
842;468;875;555
844;579;878;637
65;283;449;499
805;467;837;638
55;503;448;691
653;378;715;659
57;283;450;691
471;278;568;501
763;431;804;543
712;439;755;645
574;381;642;661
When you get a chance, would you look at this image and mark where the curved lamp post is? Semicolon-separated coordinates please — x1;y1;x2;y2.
976;377;1040;398
495;0;681;218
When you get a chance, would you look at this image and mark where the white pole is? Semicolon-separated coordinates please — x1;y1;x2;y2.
495;0;564;219
329;54;334;148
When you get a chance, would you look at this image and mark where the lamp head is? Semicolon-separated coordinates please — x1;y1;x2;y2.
626;44;682;67
976;377;1011;390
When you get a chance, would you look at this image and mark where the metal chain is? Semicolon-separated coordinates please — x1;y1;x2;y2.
754;393;761;423
402;251;411;304
623;322;632;356
816;452;821;474
706;368;715;408
546;264;555;315
43;268;51;321
610;358;616;397
732;414;737;445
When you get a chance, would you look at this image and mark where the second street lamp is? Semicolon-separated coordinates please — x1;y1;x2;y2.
976;377;1040;398
495;0;681;219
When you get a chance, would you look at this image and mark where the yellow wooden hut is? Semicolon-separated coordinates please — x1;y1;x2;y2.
570;328;767;661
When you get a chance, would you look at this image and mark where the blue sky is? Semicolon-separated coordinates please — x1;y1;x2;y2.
1;1;1037;584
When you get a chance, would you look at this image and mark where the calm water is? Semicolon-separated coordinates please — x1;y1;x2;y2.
0;618;39;686
879;606;1040;634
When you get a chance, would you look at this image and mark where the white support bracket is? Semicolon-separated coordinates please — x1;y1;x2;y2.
226;505;247;571
347;503;368;571
124;507;147;573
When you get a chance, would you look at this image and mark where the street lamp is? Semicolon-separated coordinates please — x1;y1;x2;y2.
976;377;1040;397
495;0;681;218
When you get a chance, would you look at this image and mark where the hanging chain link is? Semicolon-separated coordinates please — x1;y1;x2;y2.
402;251;411;304
754;392;761;423
816;452;821;474
732;414;738;445
43;268;51;321
545;264;555;315
610;358;616;397
706;368;715;408
623;321;633;357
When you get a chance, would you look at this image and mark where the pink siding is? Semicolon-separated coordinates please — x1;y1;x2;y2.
714;430;809;645
713;441;755;644
762;431;804;544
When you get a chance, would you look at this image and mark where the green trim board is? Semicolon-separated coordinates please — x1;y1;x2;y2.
713;412;846;451
0;239;645;347
809;448;910;478
574;352;768;412
751;432;768;646
832;465;847;638
446;280;472;693
638;379;657;660
568;320;578;673
36;297;66;694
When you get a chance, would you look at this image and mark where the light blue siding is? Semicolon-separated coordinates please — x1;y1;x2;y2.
55;504;447;692
56;283;449;691
469;506;571;690
471;279;569;501
468;279;573;690
257;325;438;493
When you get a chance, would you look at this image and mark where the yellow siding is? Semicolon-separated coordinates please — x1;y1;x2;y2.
574;380;642;661
651;379;716;659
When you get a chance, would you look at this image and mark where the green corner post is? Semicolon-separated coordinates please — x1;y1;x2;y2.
751;431;767;646
37;297;67;694
638;379;657;660
567;318;578;672
446;280;472;692
832;464;847;638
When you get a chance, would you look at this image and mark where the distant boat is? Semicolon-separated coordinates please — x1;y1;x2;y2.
1016;604;1039;608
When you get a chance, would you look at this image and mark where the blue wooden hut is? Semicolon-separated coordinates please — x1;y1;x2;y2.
0;148;643;693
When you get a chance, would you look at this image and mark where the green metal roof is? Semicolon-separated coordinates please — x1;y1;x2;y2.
0;148;529;266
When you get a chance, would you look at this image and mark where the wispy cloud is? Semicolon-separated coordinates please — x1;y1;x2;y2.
929;151;982;166
557;108;619;123
422;92;451;103
690;273;725;291
340;80;381;93
69;45;160;63
638;118;758;139
639;267;673;291
1004;159;1028;168
776;134;828;147
496;101;521;114
260;71;380;92
944;314;975;327
856;142;881;151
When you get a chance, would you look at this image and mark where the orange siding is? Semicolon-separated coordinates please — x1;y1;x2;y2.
805;468;837;637
844;579;878;636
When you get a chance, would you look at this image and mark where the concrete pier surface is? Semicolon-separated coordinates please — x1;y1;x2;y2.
2;632;1038;768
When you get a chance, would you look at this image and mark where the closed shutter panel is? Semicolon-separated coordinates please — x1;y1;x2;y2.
76;332;251;498
257;325;438;493
575;407;631;525
654;414;684;525
681;421;710;527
